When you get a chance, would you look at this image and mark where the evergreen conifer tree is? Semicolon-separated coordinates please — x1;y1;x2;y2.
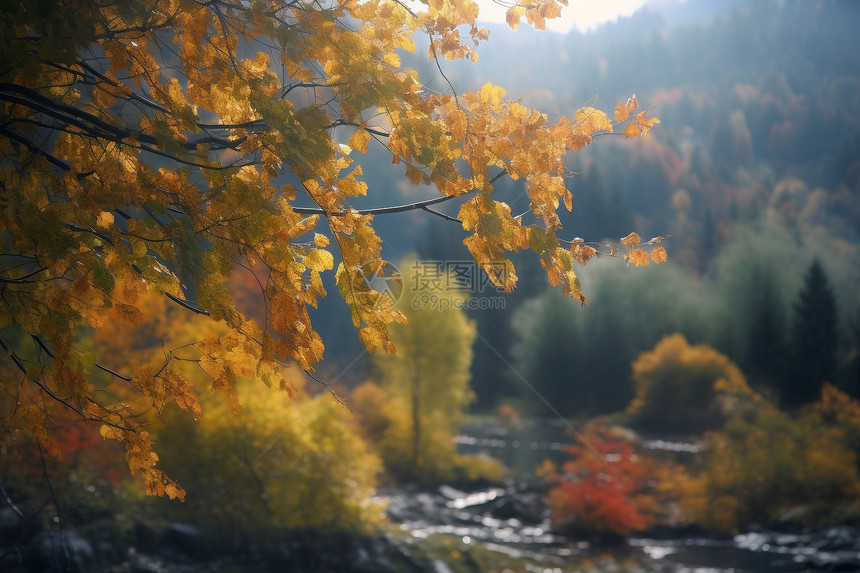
785;259;839;406
744;271;787;392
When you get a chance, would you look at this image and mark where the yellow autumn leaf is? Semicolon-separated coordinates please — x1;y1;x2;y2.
99;424;123;440
620;232;641;247
506;6;525;29
540;0;563;20
305;249;334;271
261;332;277;362
359;326;386;352
525;6;547;30
383;51;400;67
478;82;506;111
405;164;425;185
164;483;185;501
313;233;329;247
624;111;661;138
627;248;650;267
575;244;597;265
96;211;114;229
575;107;613;134
651;246;668;264
348;127;371;154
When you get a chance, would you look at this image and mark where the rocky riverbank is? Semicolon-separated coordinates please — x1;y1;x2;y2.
4;479;860;572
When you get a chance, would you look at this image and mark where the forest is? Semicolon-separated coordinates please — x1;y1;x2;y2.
2;0;860;572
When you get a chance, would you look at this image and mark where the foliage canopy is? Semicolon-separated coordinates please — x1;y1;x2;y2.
0;0;658;495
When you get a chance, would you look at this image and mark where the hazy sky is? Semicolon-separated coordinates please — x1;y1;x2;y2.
476;0;651;33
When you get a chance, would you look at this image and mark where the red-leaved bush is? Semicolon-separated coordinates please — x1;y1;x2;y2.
542;423;649;538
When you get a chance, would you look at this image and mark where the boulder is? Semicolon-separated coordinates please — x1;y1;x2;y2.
157;522;207;561
34;530;93;573
812;526;859;551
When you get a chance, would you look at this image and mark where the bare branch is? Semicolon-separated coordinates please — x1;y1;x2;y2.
164;292;212;316
0;126;71;171
422;205;461;223
293;192;462;216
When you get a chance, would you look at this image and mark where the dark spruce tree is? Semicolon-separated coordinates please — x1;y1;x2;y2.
743;270;787;393
784;259;839;407
849;309;860;399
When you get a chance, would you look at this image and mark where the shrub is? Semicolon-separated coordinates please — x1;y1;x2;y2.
627;333;753;434
541;424;649;539
351;380;504;485
686;387;860;534
810;383;860;451
151;372;384;544
496;404;522;429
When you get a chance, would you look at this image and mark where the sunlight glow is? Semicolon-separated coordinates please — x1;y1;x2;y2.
476;0;651;34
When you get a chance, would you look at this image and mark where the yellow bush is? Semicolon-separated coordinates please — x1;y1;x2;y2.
352;381;504;485
686;395;860;534
452;453;506;484
627;334;754;434
811;383;860;450
627;341;860;534
152;372;384;542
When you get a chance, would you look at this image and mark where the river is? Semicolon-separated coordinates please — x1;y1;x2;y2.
383;480;860;572
374;421;860;572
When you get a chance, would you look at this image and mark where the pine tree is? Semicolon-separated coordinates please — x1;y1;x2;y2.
784;259;839;407
744;271;787;392
847;309;860;399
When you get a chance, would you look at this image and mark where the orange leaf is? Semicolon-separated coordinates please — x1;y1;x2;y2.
614;94;638;122
348;127;371;154
624;111;660;138
650;246;667;264
575;245;596;265
96;211;115;229
506;6;525;29
627;248;650;267
620;232;641;247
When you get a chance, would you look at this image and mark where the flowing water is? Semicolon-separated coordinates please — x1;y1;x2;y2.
379;422;860;572
384;482;860;572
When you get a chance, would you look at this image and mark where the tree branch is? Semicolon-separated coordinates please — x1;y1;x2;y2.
292;193;463;216
422;205;461;223
0;127;71;171
164;292;211;316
